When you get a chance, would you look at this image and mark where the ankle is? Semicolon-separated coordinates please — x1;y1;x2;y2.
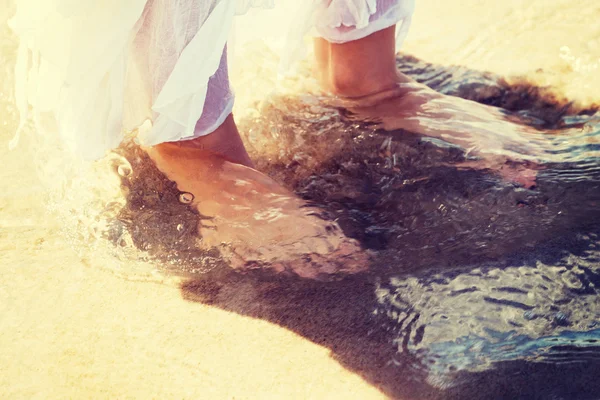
175;114;254;168
314;27;402;98
323;66;400;98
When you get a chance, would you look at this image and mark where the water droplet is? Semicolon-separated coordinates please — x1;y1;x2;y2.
179;192;194;204
117;164;132;177
177;223;184;232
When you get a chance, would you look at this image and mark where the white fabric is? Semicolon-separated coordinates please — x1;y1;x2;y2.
279;0;414;74
312;0;415;44
9;0;414;160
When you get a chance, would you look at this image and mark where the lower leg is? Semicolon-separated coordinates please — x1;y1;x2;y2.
173;114;253;168
159;43;252;169
314;26;412;98
144;126;367;280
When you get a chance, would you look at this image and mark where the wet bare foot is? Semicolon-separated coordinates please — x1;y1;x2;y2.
314;27;544;189
330;82;545;188
143;142;368;280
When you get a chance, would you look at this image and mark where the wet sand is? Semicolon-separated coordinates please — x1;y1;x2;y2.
0;140;383;398
2;1;600;399
1;236;381;398
403;0;600;108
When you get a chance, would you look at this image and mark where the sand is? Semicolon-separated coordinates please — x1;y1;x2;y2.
1;1;599;398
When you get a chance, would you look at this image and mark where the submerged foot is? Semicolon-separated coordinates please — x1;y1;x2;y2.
313;28;544;189
326;79;545;189
144;142;368;280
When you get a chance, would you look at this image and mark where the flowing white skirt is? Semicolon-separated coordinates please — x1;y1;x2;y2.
9;0;415;159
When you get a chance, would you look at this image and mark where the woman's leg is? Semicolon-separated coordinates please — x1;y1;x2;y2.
312;0;415;97
166;46;253;168
314;26;410;98
134;0;252;167
143;14;366;279
172;113;253;167
311;0;540;188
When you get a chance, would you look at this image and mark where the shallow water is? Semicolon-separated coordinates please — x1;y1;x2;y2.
71;51;600;398
2;1;600;399
177;55;600;398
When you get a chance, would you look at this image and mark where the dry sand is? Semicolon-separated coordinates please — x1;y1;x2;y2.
1;0;598;398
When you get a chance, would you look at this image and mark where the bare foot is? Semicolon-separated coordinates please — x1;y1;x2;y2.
330;82;545;188
143;142;369;280
314;27;544;188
